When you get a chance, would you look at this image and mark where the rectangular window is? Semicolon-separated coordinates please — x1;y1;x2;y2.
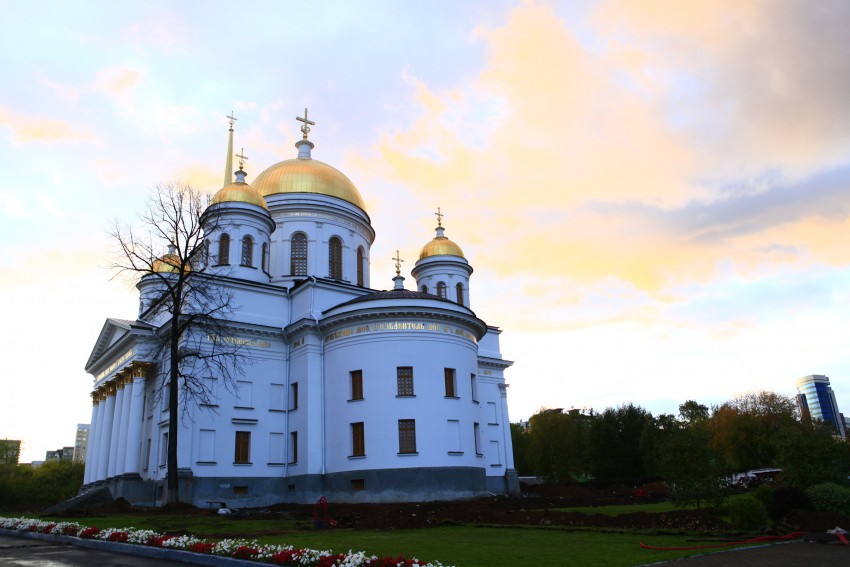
444;368;457;397
470;374;478;402
269;432;284;464
350;370;363;400
236;380;252;408
397;366;414;397
159;431;168;467
198;429;215;463
398;419;417;454
447;419;461;453
489;440;501;466
487;401;498;424
351;478;365;491
290;382;299;410
269;384;285;411
473;422;481;455
289;431;298;463
234;431;251;464
143;438;151;470
351;422;365;457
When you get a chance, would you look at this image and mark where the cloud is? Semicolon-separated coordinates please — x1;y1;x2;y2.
352;0;850;299
0;104;94;143
95;66;142;99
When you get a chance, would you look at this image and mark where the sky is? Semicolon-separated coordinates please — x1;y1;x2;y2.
2;0;850;463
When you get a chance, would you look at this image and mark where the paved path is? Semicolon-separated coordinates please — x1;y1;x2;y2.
646;540;848;566
0;534;228;566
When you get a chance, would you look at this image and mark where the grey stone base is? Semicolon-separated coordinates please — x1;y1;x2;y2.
86;466;511;508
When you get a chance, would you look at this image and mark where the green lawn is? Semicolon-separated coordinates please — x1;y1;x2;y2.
43;514;763;567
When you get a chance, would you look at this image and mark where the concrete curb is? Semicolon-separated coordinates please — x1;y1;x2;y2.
0;528;262;566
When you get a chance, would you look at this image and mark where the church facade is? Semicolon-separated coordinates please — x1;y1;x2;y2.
82;114;518;507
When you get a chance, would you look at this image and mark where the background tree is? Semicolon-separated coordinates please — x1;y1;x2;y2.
775;420;850;489
0;439;20;466
111;183;248;504
587;403;654;480
527;409;589;483
510;422;532;476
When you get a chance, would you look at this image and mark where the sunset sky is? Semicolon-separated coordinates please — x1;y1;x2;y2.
2;1;850;463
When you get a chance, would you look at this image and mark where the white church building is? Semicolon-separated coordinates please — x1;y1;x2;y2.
82;113;518;507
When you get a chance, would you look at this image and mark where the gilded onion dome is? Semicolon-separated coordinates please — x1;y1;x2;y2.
211;172;268;211
419;226;465;259
253;157;366;212
151;245;189;274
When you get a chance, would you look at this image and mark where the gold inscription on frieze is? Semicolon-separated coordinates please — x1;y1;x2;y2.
324;321;477;344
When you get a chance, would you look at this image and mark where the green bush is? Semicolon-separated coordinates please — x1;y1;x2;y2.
768;486;811;520
805;482;850;516
728;495;769;531
752;484;773;510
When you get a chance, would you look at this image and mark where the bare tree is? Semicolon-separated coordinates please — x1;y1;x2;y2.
110;182;248;504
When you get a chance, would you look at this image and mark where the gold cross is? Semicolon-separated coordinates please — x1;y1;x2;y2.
392;250;404;276
227;111;237;131
434;207;444;227
296;108;315;139
235;148;248;170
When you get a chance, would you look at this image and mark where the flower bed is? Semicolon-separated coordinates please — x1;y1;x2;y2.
0;516;451;566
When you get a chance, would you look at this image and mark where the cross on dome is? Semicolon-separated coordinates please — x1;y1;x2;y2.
392;250;404;276
235;148;248;170
227;111;237;131
435;207;444;227
296;108;315;139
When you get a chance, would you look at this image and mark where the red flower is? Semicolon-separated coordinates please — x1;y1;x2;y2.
145;535;173;547
189;541;215;554
232;545;259;560
79;527;101;539
107;531;128;543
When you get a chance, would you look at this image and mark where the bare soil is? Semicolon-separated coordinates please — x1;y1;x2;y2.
67;481;849;536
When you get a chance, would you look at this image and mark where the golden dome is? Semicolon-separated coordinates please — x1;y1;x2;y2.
252;157;367;212
151;253;189;274
419;235;465;260
211;180;268;210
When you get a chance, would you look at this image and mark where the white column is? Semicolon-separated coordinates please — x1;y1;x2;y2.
83;399;99;485
124;375;146;474
498;383;515;470
97;391;116;481
116;377;133;475
107;382;126;478
90;392;108;482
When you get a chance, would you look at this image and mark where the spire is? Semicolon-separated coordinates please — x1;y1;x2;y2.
392;249;405;290
295;107;315;159
223;111;237;187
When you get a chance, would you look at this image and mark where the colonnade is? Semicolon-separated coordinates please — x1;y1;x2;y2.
83;362;150;485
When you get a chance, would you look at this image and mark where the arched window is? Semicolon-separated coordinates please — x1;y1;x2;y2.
329;236;343;279
456;283;464;305
261;242;269;273
241;235;254;267
290;233;308;276
356;246;365;286
218;234;230;265
421;284;428;294
436;281;447;298
203;240;210;268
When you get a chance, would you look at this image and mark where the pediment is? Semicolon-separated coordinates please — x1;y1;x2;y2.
84;318;153;373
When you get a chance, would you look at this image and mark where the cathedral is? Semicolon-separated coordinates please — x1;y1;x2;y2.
82;111;518;507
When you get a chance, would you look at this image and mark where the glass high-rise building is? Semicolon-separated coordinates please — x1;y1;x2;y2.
796;375;846;437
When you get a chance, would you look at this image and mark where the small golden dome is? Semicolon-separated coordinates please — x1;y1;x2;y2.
211;180;268;211
151;253;189;274
419;235;465;260
253;158;367;212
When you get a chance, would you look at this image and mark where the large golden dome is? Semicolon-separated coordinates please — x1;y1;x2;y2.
252;157;367;212
211;178;268;210
419;234;465;260
151;252;189;274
